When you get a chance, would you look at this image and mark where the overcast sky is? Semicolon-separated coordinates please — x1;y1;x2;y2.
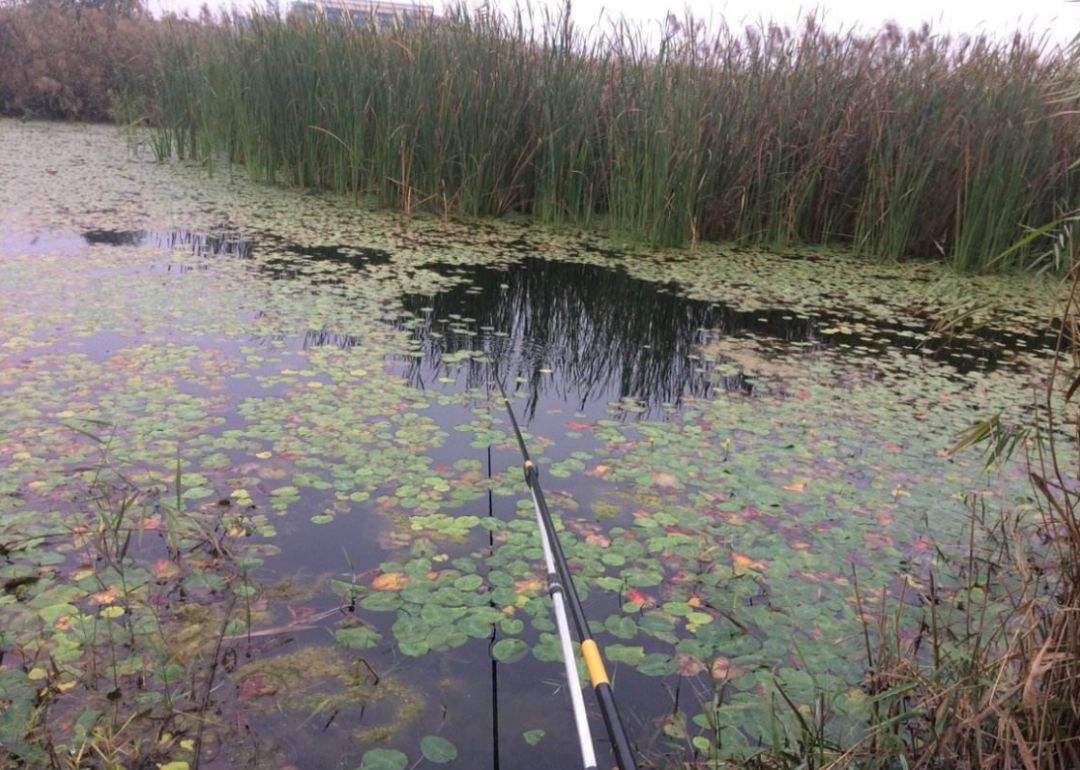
149;0;1079;46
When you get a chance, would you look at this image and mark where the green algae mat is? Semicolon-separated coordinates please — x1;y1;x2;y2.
0;120;1062;769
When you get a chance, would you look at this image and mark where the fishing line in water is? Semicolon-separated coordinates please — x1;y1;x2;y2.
485;373;502;770
493;374;638;770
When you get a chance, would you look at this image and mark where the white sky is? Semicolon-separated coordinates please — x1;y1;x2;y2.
150;0;1079;46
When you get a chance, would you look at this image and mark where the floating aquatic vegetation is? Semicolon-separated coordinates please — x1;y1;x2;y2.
232;645;421;726
0;119;1065;767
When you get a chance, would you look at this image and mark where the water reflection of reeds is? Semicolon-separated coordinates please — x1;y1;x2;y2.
396;258;732;417
83;228;253;258
394;257;1060;418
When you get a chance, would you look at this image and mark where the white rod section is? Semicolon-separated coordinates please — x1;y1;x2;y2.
531;489;598;770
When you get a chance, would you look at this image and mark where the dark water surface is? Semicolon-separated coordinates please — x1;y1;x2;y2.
61;226;1054;408
396;257;1055;407
1;222;1056;770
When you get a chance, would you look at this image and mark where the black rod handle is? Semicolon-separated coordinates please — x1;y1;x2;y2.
597;682;637;770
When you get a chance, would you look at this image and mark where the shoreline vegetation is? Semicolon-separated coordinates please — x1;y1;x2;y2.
1;3;1079;769
1;1;1077;271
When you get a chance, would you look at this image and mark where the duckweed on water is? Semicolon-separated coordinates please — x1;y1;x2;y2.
233;645;422;729
0;120;1067;767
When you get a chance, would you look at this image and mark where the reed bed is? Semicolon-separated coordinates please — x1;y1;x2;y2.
135;6;1079;271
2;2;1074;269
0;2;151;121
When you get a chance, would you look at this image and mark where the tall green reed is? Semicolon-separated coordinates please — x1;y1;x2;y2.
141;6;1078;271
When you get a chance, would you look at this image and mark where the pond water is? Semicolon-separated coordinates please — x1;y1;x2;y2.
0;121;1060;769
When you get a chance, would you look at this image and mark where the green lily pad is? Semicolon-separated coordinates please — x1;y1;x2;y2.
358;748;408;770
419;735;457;763
335;626;381;650
491;638;528;663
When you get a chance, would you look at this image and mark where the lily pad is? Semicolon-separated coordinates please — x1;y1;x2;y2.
419;735;458;763
358;749;408;770
491;638;529;663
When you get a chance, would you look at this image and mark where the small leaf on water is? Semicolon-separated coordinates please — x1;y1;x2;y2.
652;472;678;488
152;558;181;580
676;652;705;677
500;617;524;635
492;638;528;663
661;714;687;739
358;748;408;770
710;657;736;680
605;645;645;666
372;572;409;591
453;574;483;591
237;673;277;700
604;614;637;640
732;551;766;575
638;653;677;677
513;577;545;595
420;735;457;763
90;587;118;605
685;611;713;629
335;625;381;650
522;728;546;746
398;638;430;657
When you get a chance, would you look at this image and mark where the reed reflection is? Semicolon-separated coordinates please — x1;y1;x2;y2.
394;256;1052;419
396;258;743;418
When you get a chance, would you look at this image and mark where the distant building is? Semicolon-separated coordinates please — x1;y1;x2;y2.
291;0;434;27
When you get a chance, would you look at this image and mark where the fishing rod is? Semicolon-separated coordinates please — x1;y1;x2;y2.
495;378;638;770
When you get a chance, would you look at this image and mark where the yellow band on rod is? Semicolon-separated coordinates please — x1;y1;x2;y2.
581;639;609;686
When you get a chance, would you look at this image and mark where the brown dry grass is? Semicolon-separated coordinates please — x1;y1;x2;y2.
841;254;1080;769
0;3;151;120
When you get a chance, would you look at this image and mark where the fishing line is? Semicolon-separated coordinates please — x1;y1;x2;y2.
485;376;502;770
486;441;501;770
